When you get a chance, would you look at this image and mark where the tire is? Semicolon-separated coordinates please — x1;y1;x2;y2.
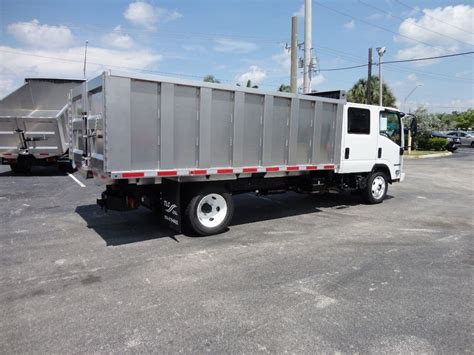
58;161;76;173
471;142;474;148
362;171;388;204
184;189;234;236
10;156;32;174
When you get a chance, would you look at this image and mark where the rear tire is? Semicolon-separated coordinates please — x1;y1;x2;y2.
10;156;32;174
362;171;388;204
471;142;474;148
184;189;234;236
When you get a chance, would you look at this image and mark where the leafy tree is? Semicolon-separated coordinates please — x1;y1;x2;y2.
455;109;474;129
203;75;220;83
347;76;397;107
236;80;258;89
278;84;291;92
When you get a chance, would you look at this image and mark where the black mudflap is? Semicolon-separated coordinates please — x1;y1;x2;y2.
162;179;182;234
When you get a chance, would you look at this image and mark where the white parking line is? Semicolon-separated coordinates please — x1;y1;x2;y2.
67;173;86;188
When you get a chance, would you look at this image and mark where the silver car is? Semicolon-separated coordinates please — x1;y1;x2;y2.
447;131;474;147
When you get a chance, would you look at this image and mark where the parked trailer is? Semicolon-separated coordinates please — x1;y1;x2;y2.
0;78;83;173
72;71;406;236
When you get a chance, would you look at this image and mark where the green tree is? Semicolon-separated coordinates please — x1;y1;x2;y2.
278;84;291;92
237;80;258;89
455;109;474;129
347;76;397;107
203;75;220;83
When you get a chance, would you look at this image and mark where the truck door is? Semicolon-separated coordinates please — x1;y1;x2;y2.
340;105;378;173
377;110;403;180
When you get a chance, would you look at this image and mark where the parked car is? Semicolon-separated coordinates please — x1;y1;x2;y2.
446;131;474;147
431;131;461;152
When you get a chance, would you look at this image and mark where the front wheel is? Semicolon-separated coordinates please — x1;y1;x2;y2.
362;171;388;204
184;190;234;236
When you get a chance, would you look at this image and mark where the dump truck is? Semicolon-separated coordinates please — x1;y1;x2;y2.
0;78;83;173
71;71;408;236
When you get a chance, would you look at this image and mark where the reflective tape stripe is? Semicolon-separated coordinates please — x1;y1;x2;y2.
110;164;336;180
122;172;144;178
157;171;177;177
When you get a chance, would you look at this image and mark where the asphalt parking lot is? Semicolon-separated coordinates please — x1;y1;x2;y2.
1;149;472;353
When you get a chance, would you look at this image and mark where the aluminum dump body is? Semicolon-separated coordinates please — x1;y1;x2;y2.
0;78;83;159
71;71;345;182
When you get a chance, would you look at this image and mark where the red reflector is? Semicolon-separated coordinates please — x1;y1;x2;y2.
190;169;207;175
217;169;233;174
157;170;177;177
287;166;299;171
122;172;144;178
3;153;12;156
306;165;317;170
243;167;258;173
39;153;49;156
266;167;279;172
323;165;335;169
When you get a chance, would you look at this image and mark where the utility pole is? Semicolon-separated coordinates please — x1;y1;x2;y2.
376;46;386;106
366;48;372;104
290;16;298;93
303;0;312;93
83;40;89;79
404;83;423;155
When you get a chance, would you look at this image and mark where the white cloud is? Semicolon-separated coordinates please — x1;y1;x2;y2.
0;45;162;97
103;26;134;49
0;79;17;99
294;4;305;17
236;66;266;85
396;5;474;62
344;20;355;30
213;38;257;53
407;73;417;81
124;1;182;31
7;19;73;49
272;49;291;72
182;44;207;54
297;74;325;92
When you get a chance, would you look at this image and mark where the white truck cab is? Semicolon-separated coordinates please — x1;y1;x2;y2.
338;103;405;182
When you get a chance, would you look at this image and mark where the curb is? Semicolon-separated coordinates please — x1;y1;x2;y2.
405;152;452;159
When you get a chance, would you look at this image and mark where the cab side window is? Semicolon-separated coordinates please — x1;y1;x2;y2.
348;108;370;134
380;111;401;145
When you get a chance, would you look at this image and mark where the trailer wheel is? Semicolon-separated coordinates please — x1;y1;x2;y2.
362;171;388;204
10;156;32;174
184;190;234;236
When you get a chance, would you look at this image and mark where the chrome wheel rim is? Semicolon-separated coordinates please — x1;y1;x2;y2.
371;176;386;200
197;193;227;228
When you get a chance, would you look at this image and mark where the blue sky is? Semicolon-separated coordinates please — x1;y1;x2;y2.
0;0;473;112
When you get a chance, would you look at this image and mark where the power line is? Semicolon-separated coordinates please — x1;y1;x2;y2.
395;0;474;35
383;51;474;64
358;0;473;47
314;1;454;50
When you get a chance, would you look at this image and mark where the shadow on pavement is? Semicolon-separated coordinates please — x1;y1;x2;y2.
75;205;179;246
75;191;374;246
0;165;68;177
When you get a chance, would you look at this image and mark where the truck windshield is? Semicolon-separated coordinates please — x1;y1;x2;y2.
380;111;401;146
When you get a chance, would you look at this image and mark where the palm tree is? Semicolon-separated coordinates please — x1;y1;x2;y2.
347;76;397;107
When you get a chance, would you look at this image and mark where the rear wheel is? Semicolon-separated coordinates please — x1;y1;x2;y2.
362;171;388;204
471;142;474;148
10;155;32;174
184;189;234;236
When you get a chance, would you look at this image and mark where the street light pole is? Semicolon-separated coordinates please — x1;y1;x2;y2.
376;47;386;106
403;83;423;155
403;84;423;113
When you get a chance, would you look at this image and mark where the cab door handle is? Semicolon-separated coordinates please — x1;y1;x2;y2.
378;148;382;158
345;147;350;159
